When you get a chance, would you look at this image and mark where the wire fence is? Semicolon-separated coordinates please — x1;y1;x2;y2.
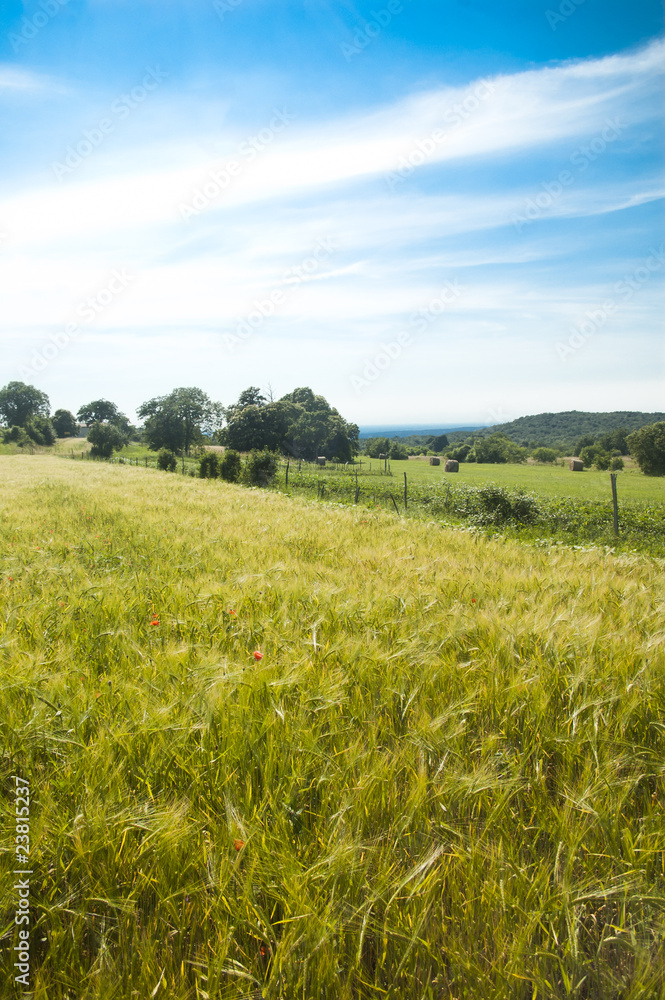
67;450;665;554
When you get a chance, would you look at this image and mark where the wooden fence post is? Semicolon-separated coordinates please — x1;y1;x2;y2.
610;473;619;535
404;472;407;511
285;459;289;489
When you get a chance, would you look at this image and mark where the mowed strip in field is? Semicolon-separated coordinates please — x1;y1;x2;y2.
1;457;664;999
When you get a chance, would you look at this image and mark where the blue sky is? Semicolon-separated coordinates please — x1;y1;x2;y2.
0;0;663;425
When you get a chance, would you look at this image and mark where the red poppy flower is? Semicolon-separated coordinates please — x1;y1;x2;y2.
253;651;263;661
150;617;160;626
233;838;244;851
471;598;476;603
228;610;237;616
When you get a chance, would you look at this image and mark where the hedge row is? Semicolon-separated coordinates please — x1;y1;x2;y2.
273;471;665;552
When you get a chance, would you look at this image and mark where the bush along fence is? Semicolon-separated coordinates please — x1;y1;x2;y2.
270;465;665;554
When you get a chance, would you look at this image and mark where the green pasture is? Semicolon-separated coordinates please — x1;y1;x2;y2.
387;458;665;503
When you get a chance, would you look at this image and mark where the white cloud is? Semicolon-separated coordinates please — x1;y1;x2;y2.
0;40;663;419
0;65;59;92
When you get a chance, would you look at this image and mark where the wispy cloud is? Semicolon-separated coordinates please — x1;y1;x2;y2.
0;65;55;92
0;38;663;420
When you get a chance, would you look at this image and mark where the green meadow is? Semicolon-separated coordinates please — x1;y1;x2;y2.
388;458;665;503
1;457;664;998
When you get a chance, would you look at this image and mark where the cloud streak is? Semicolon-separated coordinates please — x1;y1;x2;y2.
0;38;663;420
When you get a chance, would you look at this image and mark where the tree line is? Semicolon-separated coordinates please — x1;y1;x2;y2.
0;382;360;463
2;381;664;475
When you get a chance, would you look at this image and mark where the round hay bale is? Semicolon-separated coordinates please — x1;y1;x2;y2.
569;459;584;471
429;457;441;466
444;459;459;472
317;456;326;466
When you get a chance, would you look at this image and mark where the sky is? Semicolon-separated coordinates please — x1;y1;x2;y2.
0;0;663;426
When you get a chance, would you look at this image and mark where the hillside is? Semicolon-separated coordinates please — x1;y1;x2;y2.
450;410;665;449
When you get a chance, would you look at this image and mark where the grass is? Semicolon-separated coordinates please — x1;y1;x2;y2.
0;438;92;458
380;459;665;504
268;461;665;557
8;438;665;502
1;456;664;999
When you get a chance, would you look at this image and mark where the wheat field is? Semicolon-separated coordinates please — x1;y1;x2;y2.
1;457;664;998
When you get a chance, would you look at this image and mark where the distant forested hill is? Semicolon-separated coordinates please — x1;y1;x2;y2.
459;411;665;450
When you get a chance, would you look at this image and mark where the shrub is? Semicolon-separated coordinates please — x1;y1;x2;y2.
627;422;665;476
25;415;56;447
580;445;612;470
447;444;472;463
220;449;242;482
199;453;220;478
472;485;539;526
610;456;624;471
87;422;127;458
474;433;527;465
245;449;279;486
579;445;599;468
532;447;557;463
2;425;32;448
157;448;177;472
390;443;409;461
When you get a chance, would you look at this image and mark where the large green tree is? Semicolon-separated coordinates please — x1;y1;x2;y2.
225;387;267;424
52;409;79;438
0;382;50;427
364;437;391;458
138;387;224;455
429;433;449;452
224;400;300;453
280;388;359;462
627;422;665;476
224;386;358;461
77;399;127;428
